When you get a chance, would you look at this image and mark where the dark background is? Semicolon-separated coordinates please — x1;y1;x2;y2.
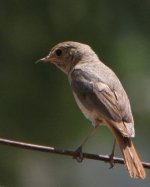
0;0;150;186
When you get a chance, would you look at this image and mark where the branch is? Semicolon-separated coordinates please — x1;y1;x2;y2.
0;137;149;169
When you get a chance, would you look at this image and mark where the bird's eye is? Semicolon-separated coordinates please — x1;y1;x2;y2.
55;49;62;57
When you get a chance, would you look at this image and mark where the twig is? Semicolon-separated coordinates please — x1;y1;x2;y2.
0;137;149;169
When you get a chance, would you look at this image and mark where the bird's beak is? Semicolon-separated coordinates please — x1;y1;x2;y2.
35;55;50;64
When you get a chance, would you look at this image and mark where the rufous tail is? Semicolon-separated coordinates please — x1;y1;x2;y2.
111;127;146;179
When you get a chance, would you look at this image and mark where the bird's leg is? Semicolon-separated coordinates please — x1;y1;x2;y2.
109;139;116;168
74;123;100;162
73;146;83;163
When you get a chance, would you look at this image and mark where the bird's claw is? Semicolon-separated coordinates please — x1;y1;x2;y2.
109;152;115;169
73;146;83;163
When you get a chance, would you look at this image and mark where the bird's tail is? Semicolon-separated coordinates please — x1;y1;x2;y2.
111;127;146;179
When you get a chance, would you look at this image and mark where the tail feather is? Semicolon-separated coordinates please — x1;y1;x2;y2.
111;127;146;179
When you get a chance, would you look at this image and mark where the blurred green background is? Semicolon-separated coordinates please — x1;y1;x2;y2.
0;0;150;186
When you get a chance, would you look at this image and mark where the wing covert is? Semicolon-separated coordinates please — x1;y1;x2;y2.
70;68;134;137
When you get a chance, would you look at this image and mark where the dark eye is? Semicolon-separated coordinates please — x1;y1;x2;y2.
55;49;62;56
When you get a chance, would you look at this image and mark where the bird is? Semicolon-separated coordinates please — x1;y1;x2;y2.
36;41;146;179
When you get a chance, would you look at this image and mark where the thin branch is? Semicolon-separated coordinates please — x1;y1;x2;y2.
0;137;149;169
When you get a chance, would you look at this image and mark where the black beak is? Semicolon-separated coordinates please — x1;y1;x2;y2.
35;56;50;64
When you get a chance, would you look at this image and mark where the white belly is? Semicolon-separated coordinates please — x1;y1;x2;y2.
72;91;99;127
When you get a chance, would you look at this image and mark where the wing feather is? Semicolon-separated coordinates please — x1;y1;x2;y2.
70;68;134;137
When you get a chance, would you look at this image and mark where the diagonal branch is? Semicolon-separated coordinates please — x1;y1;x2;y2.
0;137;149;169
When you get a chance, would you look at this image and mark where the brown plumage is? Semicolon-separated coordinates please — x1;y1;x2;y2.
108;122;145;179
37;41;146;179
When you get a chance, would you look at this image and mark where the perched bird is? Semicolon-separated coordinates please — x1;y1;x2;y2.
37;41;146;179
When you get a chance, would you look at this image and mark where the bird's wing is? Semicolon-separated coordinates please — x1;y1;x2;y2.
70;68;134;137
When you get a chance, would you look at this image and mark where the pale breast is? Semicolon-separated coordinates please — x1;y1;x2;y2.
72;91;102;127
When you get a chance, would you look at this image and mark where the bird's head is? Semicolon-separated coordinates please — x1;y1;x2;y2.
36;41;97;74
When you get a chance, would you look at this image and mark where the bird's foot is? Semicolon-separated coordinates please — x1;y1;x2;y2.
73;146;83;163
109;152;115;169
